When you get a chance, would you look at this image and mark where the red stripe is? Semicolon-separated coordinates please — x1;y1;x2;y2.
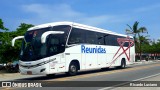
109;36;134;67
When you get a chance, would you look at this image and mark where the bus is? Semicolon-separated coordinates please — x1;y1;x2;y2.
12;21;135;76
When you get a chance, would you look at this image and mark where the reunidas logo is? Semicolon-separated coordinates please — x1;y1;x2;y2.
81;45;106;53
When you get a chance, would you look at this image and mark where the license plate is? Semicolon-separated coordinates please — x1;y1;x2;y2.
27;71;32;75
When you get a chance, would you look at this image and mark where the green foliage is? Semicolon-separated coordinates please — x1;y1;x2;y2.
126;21;148;57
0;19;8;31
126;21;148;43
0;19;34;63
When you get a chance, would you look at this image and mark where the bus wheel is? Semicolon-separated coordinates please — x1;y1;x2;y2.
120;59;126;69
46;74;55;77
68;62;78;76
117;59;126;69
101;67;109;71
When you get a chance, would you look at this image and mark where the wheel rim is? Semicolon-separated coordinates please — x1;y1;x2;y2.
70;65;76;72
122;63;125;68
122;61;125;68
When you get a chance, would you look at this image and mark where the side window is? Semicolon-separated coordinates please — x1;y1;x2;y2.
105;35;113;45
68;28;86;45
117;36;121;46
47;35;60;55
105;35;119;46
122;36;129;47
86;31;97;44
49;38;59;54
96;33;106;45
52;25;71;45
117;36;129;47
104;34;110;45
47;35;64;56
114;35;119;46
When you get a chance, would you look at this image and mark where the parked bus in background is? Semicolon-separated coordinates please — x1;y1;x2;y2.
12;21;135;76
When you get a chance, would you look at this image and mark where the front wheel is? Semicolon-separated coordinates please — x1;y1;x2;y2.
67;62;78;76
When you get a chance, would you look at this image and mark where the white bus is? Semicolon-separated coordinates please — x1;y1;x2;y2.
12;21;135;76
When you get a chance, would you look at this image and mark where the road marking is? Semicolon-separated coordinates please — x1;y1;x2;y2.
133;72;160;81
98;72;160;90
48;63;160;81
1;63;160;90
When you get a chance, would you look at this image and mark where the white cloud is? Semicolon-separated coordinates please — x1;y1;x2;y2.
21;3;131;28
134;3;160;13
22;4;83;22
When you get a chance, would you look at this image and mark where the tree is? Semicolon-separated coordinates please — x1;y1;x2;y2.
0;19;8;45
11;23;34;49
139;35;150;44
140;35;151;54
0;22;34;63
0;19;8;31
126;21;147;61
0;18;9;63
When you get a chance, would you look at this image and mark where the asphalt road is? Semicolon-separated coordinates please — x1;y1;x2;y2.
1;61;160;90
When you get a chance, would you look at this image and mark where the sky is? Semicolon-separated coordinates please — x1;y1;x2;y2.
0;0;160;40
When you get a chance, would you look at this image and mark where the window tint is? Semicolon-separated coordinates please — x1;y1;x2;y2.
67;27;132;47
47;35;65;56
96;33;106;45
68;28;103;45
68;28;86;45
105;34;134;47
52;25;71;44
123;37;134;47
105;35;113;45
85;31;97;44
105;35;121;46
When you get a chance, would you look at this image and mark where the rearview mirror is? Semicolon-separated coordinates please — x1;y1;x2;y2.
41;31;64;43
12;36;24;47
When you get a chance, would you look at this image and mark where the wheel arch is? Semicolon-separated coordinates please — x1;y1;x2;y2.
69;59;80;70
121;58;126;65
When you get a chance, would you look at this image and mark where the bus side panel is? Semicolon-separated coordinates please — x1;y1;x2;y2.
108;45;135;67
106;46;120;67
84;45;98;69
130;45;135;64
64;45;83;72
85;53;97;69
97;53;107;68
48;54;66;74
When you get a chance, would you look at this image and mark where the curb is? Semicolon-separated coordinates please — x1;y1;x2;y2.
134;60;160;64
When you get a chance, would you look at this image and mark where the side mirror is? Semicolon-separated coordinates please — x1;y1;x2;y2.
41;31;64;43
12;36;24;47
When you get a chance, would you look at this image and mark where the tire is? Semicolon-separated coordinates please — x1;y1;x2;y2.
117;59;126;69
67;62;78;76
101;67;109;71
46;74;55;77
121;59;126;69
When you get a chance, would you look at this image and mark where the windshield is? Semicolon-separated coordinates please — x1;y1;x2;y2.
20;25;71;61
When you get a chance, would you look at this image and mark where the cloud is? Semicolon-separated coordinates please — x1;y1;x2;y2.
79;15;131;27
21;3;131;28
22;4;83;22
134;3;160;13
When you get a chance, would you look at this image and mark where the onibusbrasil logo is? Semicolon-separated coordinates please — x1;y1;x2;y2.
1;82;42;87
